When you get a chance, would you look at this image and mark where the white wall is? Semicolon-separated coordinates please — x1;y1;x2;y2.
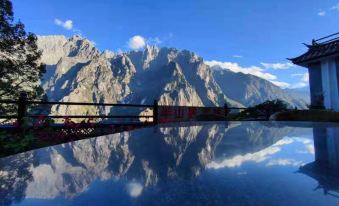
321;58;339;111
326;128;339;170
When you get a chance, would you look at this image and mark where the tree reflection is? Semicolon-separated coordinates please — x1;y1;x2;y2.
0;152;35;206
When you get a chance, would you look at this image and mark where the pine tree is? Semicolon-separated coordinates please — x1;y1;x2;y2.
0;0;45;114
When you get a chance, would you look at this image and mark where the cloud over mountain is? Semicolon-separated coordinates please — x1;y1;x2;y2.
128;35;146;50
206;60;277;81
260;62;295;70
54;19;73;30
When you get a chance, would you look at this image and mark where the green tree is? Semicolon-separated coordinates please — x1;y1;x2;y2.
0;0;45;114
236;99;290;120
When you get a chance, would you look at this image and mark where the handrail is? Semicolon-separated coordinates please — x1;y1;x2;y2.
0;100;153;108
0;94;157;126
27;115;153;119
0;99;248;110
0;95;297;126
315;32;339;43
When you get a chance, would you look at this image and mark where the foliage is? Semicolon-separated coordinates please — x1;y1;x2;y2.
234;99;290;120
0;130;36;156
0;0;46;115
273;109;339;122
0;151;34;206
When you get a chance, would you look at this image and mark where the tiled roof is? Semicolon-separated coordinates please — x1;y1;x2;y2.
289;39;339;66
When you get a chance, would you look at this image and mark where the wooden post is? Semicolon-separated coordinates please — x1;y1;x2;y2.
265;109;270;120
153;100;158;125
17;92;28;127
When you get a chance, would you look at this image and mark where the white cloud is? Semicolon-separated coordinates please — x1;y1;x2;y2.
279;137;314;154
290;82;308;89
318;10;326;16
206;60;291;88
127;34;173;50
233;55;243;58
128;35;146;50
54;18;73;30
126;182;143;198
207;146;281;169
290;73;309;88
271;81;290;89
306;144;315;154
206;60;277;81
301;73;309;82
273;138;294;146
207;136;312;169
260;62;295;70
291;73;303;77
276;137;312;145
266;158;304;167
296;149;308;154
128;35;168;50
296;144;314;154
331;3;339;10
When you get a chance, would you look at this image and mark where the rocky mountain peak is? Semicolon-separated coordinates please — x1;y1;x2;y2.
36;35;307;117
63;35;99;60
37;35;67;65
101;50;115;59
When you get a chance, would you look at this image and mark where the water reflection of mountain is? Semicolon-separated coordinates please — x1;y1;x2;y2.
299;127;339;198
0;122;313;205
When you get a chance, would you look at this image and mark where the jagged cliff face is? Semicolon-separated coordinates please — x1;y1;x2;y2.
39;35;136;116
37;35;305;116
38;36;241;116
126;47;238;107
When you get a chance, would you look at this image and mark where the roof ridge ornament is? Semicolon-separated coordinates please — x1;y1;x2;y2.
303;43;313;48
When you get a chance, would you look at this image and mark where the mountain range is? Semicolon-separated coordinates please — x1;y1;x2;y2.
37;35;308;116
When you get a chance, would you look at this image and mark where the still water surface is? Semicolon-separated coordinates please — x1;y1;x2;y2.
1;121;339;206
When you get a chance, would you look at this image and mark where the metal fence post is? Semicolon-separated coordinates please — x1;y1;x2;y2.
153;100;158;125
17;92;28;127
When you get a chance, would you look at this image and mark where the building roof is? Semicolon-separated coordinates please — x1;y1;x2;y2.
289;33;339;66
298;162;339;198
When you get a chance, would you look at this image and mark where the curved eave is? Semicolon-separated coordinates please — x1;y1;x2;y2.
288;39;339;67
289;51;339;67
287;54;310;67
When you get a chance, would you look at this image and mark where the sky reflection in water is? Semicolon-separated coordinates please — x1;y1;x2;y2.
1;121;339;206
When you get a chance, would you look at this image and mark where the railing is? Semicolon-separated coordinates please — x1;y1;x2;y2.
0;93;291;127
0;93;156;126
314;32;339;44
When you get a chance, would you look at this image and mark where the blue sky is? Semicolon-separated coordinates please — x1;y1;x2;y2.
12;0;339;88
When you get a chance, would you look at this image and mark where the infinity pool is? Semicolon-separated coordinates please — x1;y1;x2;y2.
1;121;339;206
